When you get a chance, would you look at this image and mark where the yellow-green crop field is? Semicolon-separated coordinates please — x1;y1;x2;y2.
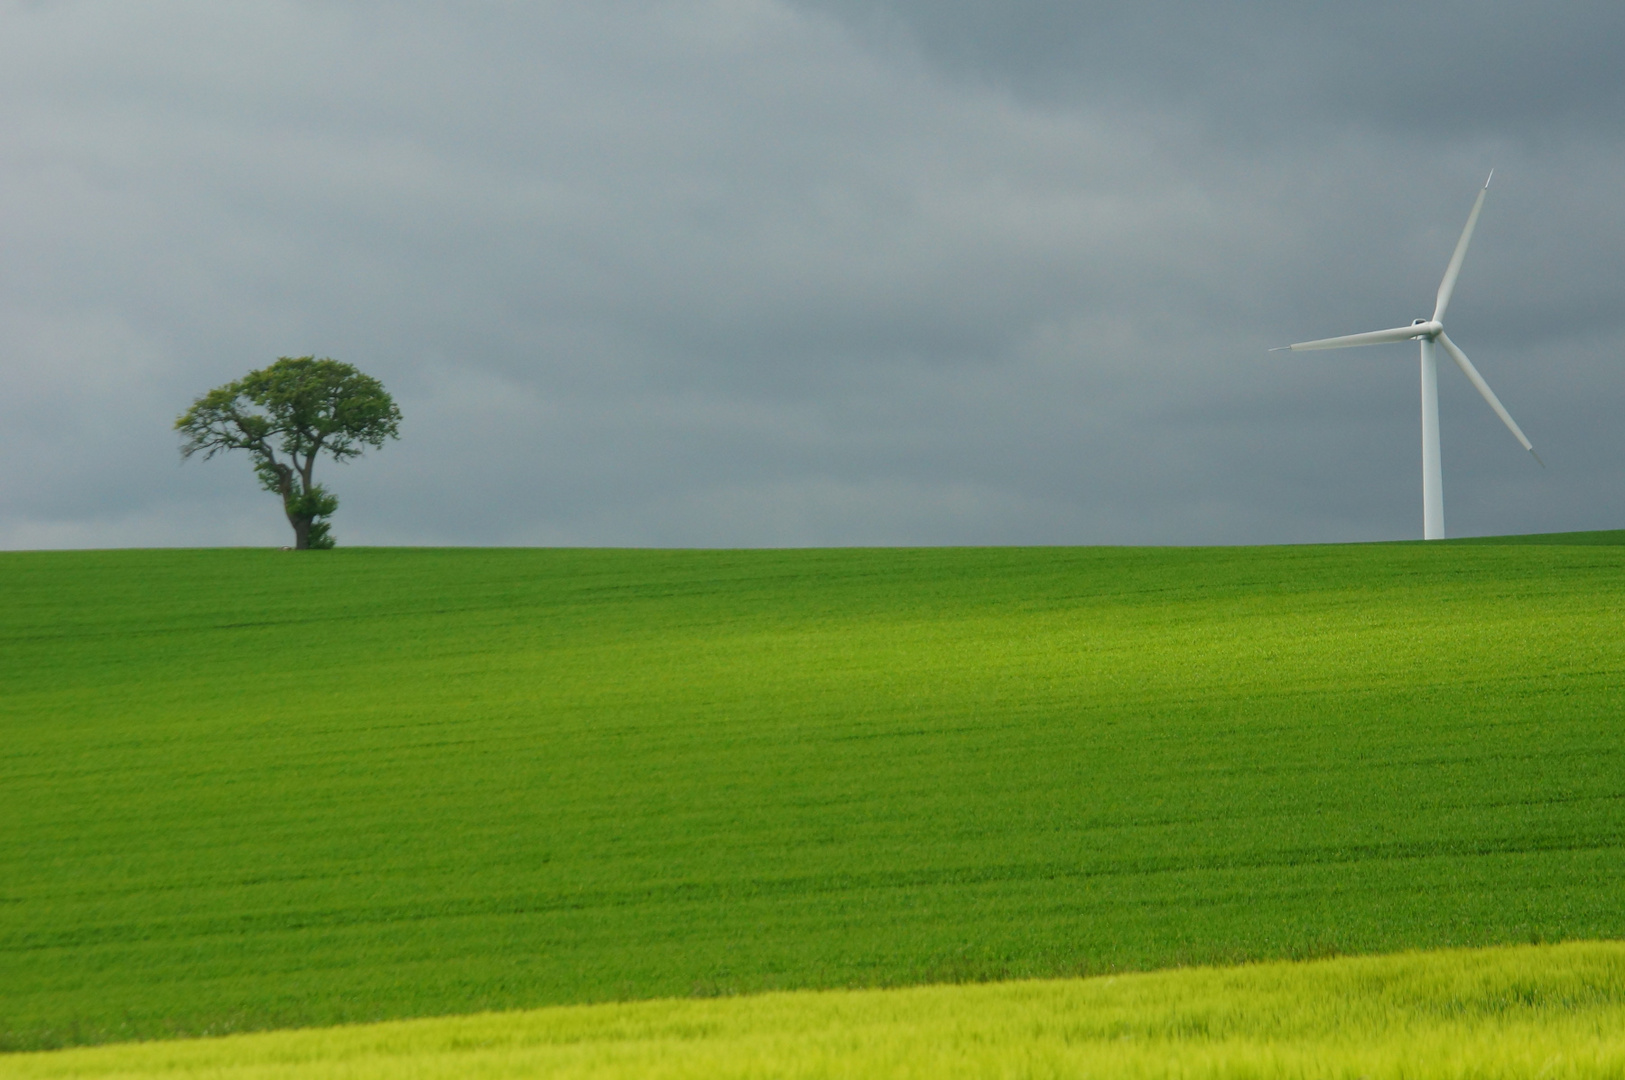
10;942;1625;1078
3;537;1624;1065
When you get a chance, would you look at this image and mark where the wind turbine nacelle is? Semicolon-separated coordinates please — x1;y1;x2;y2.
1410;319;1443;338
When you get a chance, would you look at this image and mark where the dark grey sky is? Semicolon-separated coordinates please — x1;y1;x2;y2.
3;1;1621;548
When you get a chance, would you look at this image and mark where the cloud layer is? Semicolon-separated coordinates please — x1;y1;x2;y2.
4;1;1622;548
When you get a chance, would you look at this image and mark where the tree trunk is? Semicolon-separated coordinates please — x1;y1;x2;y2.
279;475;311;550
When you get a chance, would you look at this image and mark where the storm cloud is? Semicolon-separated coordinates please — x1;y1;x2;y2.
3;1;1622;547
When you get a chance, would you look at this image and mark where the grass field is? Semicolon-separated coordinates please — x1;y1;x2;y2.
11;943;1625;1078
3;538;1624;1051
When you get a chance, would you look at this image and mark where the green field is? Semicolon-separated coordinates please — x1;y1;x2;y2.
3;538;1624;1052
12;943;1625;1079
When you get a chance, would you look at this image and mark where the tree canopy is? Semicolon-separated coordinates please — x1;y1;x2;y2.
176;357;402;549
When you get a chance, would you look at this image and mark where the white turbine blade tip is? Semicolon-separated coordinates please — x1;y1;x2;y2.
1485;169;1494;189
1530;447;1546;469
1268;345;1291;352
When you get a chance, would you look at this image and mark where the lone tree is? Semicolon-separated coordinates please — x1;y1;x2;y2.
176;357;402;549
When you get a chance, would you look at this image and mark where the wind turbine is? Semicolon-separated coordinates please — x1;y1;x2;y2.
1274;172;1540;540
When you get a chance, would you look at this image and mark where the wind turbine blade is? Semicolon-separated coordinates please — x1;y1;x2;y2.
1433;173;1492;322
1437;332;1540;462
1284;324;1431;351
